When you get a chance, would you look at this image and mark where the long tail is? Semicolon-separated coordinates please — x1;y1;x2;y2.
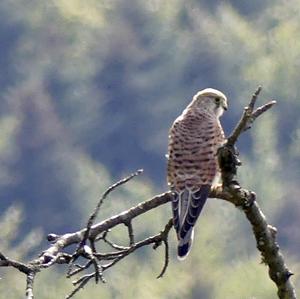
171;191;180;236
171;189;190;238
177;185;210;260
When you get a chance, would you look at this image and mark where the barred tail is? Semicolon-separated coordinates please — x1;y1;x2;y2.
177;228;194;260
171;189;190;239
171;192;180;236
177;185;210;260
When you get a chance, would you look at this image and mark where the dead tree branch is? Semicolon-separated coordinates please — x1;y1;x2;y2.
217;86;296;299
0;87;296;299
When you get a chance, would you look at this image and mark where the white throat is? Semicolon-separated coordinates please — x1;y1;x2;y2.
215;106;225;118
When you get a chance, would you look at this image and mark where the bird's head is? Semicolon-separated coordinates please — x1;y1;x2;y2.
190;88;228;117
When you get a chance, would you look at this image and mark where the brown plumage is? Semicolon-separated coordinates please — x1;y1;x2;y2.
167;88;227;260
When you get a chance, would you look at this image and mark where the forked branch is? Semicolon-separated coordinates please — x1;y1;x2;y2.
0;87;296;299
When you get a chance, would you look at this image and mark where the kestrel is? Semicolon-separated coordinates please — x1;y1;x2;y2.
167;88;228;260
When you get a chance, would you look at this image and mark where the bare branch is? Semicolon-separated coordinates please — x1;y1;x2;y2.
101;236;129;251
0;87;296;299
125;221;135;246
156;240;169;279
26;271;36;299
245;202;296;299
78;169;143;250
66;273;94;299
218;87;296;299
249;85;262;110
100;220;173;273
67;261;93;278
156;219;173;279
88;192;172;240
227;86;274;146
0;254;32;275
252;100;277;120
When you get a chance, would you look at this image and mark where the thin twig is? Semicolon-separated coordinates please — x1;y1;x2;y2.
65;273;94;299
156;240;169;279
94;252;125;259
97;230;130;250
69;170;143;277
125;221;135;246
227;86;263;146
65;219;173;298
249;85;262;110
252;100;277;120
67;261;93;278
102;238;129;251
102;221;173;272
156;219;173;279
80;169;143;248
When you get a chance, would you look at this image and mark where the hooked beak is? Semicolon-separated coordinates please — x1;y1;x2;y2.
222;101;228;111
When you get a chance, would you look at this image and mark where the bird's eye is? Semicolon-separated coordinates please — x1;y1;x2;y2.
215;97;221;104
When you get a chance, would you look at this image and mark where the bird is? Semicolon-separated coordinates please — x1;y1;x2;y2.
167;88;228;260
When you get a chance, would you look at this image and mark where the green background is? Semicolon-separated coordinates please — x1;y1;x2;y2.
0;1;299;298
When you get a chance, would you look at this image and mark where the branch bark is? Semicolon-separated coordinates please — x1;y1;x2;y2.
217;86;296;299
0;87;296;299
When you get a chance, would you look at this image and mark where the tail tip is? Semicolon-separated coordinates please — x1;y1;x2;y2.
177;229;194;261
177;243;191;261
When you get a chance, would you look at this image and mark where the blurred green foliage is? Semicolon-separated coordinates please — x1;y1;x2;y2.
0;0;299;298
